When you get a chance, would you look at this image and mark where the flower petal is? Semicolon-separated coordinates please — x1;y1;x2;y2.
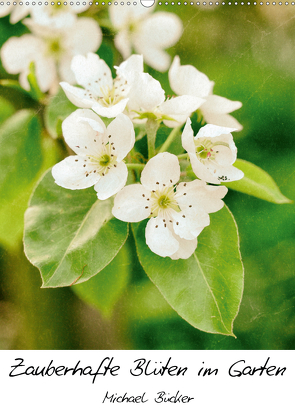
112;184;151;222
201;111;243;131
109;2;152;29
133;12;182;72
141;152;180;191
169;56;213;98
201;95;243;130
60;82;94;108
115;54;144;80
105;114;135;162
130;72;165;111
172;208;210;240
52;156;100;190
145;217;179;257
114;30;132;61
71;53;112;93
62;109;106;155
64;18;102;57
94;161;128;200
159;95;205;117
189;153;222;184
181;118;197;154
202;94;242;115
91;97;129;118
170;236;198;260
176;180;227;213
208;163;244;183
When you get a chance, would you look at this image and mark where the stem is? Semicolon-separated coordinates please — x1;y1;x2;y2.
177;153;189;160
146;118;159;159
158;125;181;154
126;163;145;171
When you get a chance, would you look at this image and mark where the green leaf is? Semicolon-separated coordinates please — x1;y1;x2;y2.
24;171;129;288
225;159;292;204
0;95;14;125
132;205;244;336
0;135;60;250
0;109;43;204
44;87;77;139
72;240;132;318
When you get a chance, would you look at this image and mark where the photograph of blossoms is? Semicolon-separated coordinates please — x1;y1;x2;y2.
0;2;294;350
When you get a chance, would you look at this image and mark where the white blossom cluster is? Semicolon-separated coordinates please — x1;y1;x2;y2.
0;3;244;259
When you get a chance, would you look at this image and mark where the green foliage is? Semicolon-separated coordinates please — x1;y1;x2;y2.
0;95;14;125
0;109;43;201
44;87;77;139
225;159;292;204
24;170;129;288
72;240;132;318
132;205;244;336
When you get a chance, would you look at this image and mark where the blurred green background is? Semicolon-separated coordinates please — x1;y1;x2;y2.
0;5;294;349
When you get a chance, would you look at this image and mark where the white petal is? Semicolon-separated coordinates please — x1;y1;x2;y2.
176;180;227;213
132;12;182;72
202;94;242;114
208;163;244;183
159;95;205;117
189;153;221;184
105;114;135;162
60;82;94;108
62;109;106;155
145;217;179;257
52;156;100;190
112;184;151;222
116;54;144;79
130;72;165;111
139;13;183;49
141;152;180;191
91;97;129;118
114;31;132;60
201;95;243;130
0;3;12;18
170;236;198;260
10;4;31;23
214;144;236;166
64;18;102;56
58;54;76;85
169;56;213;97
196;123;235;138
182;118;196;154
109;3;152;28
201;111;243;131
71;53;112;92
94;161;128;200
172;209;210;240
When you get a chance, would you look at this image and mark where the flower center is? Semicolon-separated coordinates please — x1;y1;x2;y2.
194;138;214;162
150;186;179;218
89;143;117;176
46;38;63;60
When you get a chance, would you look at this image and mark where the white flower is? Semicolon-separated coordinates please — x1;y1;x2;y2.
0;1;31;24
0;1;89;24
60;53;144;118
169;56;243;131
30;3;90;28
182;119;244;184
52;110;135;200
109;3;183;72
127;72;205;128
0;17;102;93
112;152;227;259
